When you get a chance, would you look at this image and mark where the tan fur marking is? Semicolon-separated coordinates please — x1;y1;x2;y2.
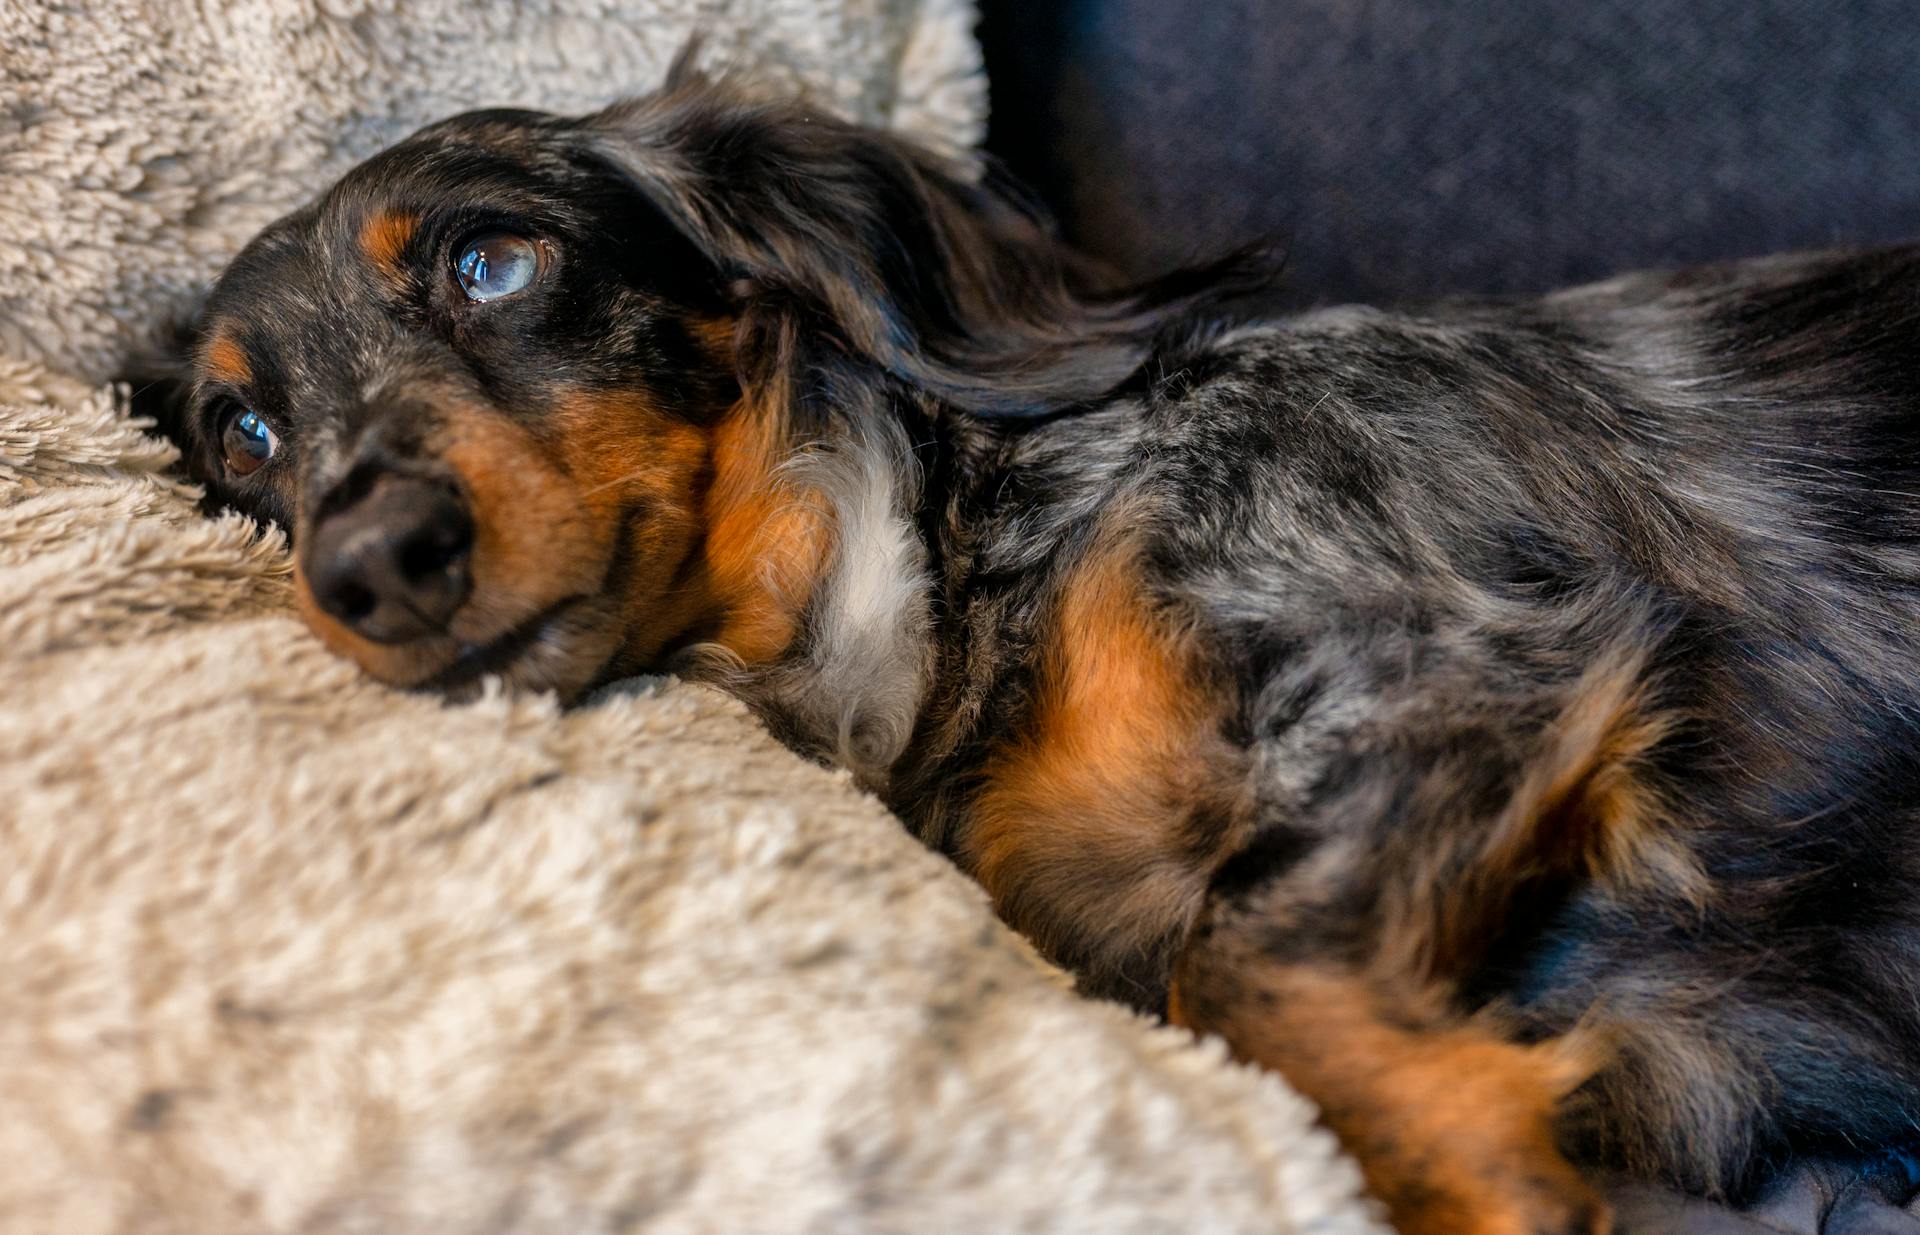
547;352;831;669
1169;961;1611;1235
700;396;833;665
965;535;1246;969
359;209;421;283
447;411;607;633
553;388;716;666
690;315;740;360
203;331;251;387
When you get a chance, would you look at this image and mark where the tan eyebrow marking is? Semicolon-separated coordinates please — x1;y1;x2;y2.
203;330;252;387
359;208;422;282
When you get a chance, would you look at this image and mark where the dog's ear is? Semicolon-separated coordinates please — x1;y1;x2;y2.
585;65;1279;418
121;313;210;475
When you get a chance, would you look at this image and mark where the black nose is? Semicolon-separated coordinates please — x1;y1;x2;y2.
304;473;474;643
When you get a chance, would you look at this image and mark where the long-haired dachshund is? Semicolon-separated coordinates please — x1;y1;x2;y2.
156;56;1920;1235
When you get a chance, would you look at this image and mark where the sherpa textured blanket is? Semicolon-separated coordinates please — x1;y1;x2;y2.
0;4;1381;1232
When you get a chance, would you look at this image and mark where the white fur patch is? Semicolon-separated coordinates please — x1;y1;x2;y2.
780;423;934;785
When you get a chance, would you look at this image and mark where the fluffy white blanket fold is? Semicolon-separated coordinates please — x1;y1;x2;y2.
0;4;1381;1231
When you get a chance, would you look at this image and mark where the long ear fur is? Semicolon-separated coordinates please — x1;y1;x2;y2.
120;314;222;493
583;61;1282;418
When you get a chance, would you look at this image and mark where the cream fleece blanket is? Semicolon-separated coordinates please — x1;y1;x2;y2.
0;4;1382;1232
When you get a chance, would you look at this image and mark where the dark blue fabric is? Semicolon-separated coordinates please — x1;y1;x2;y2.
1609;1153;1920;1234
978;0;1920;305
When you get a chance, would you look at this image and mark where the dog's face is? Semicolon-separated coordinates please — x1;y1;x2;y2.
181;103;768;698
171;71;1237;700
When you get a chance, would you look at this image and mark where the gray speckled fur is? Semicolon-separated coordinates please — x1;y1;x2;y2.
864;251;1920;1195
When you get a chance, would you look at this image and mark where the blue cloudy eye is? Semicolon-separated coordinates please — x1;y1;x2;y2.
454;230;540;301
221;407;278;477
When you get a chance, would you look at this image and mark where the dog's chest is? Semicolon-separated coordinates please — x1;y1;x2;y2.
887;412;1262;1001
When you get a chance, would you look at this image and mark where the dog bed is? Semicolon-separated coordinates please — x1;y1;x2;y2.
0;3;1382;1232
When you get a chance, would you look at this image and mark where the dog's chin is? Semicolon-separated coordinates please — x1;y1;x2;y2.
321;594;630;704
424;595;627;702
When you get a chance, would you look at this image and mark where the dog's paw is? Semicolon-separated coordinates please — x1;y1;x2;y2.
1165;961;1612;1235
1330;1034;1612;1235
1353;1098;1612;1235
1378;1167;1610;1235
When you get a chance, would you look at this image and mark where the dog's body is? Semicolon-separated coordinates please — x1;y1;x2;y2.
164;64;1920;1234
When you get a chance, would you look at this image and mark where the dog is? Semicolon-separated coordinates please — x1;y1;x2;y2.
153;56;1920;1235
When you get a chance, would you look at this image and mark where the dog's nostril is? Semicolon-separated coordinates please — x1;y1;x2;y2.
327;579;378;623
397;514;471;583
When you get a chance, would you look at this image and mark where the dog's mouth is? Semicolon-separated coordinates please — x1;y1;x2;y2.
425;595;576;689
419;593;618;699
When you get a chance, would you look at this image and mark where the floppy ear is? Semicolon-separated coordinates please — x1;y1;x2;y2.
121;314;218;486
585;65;1279;418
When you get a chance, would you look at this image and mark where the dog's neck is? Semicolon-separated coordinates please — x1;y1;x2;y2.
679;407;947;790
679;382;1111;800
681;383;1075;795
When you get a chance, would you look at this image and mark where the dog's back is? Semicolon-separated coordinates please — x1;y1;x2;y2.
895;245;1920;1205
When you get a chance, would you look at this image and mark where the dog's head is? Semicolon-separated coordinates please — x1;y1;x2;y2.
168;63;1264;700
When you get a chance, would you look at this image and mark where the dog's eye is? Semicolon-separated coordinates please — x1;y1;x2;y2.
221;407;279;477
454;231;540;302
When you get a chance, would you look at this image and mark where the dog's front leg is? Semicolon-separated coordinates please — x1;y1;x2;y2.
1171;938;1607;1235
1171;651;1685;1235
